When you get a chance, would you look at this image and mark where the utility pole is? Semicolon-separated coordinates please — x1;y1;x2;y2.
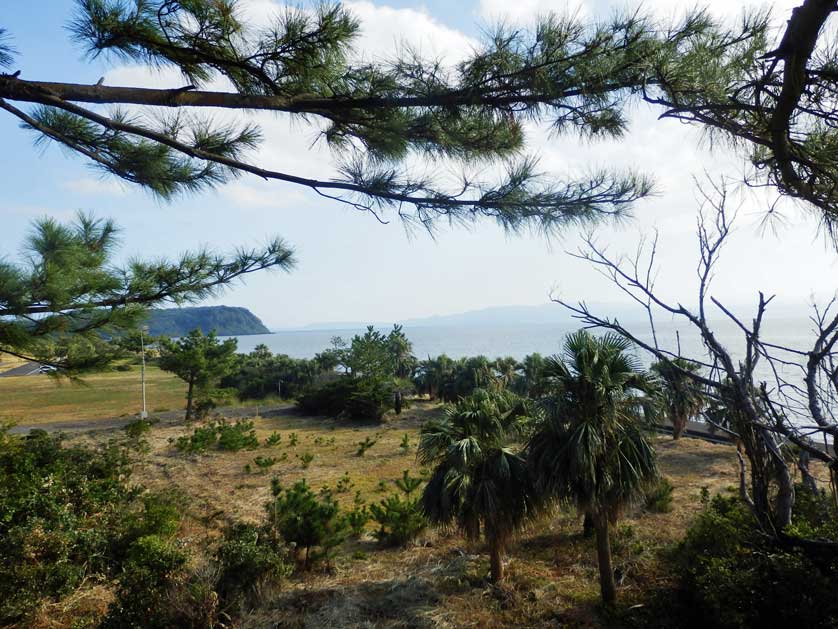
140;326;148;419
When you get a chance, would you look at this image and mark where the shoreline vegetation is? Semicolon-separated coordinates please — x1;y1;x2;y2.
2;327;837;628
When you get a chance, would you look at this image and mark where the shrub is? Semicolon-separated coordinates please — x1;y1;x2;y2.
124;418;154;439
356;436;377;456
344;492;371;538
346;378;394;421
264;431;282;447
221;349;320;400
174;420;259;454
297;377;394;421
102;535;187;629
266;480;349;570
399;433;411;453
254;455;277;473
122;491;183;548
664;490;838;628
297;378;358;416
217;420;259;451
644;476;674;513
175;423;219;453
369;471;426;546
215;522;291;607
298;452;314;469
335;472;354;493
0;428;135;624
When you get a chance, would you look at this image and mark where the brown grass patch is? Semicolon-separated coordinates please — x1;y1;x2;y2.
55;403;747;628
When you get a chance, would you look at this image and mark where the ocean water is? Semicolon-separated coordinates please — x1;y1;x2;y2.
224;318;814;383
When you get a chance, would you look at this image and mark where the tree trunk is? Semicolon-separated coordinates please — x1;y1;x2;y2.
798;450;818;494
582;511;594;538
394;390;403;415
489;536;505;582
593;513;616;605
185;377;195;421
672;413;687;439
774;451;795;530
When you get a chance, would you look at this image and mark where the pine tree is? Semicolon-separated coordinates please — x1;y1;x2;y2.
0;2;759;230
0;212;293;370
158;329;239;420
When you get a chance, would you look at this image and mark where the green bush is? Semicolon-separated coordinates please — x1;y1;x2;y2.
175;423;219;453
102;535;187;629
644;476;674;513
297;378;357;416
369;471;426;546
0;428;136;624
356;436;377;456
254;455;278;473
297;377;394;421
217;420;259;451
346;378;394;421
264;431;282;447
298;452;314;469
343;492;371;538
215;522;291;607
175;420;259;454
666;490;838;628
124;418;153;439
265;479;349;570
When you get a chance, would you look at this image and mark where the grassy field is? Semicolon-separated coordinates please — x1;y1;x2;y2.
57;401;743;628
0;353;28;374
0;365;188;423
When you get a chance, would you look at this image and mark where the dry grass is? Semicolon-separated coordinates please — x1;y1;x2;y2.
62;402;742;629
0;352;28;375
0;365;188;424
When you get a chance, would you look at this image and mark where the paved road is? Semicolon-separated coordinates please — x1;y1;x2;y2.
0;362;43;377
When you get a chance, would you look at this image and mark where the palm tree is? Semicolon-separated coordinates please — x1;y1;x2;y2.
517;352;547;397
493;356;521;389
414;354;455;400
650;358;706;439
527;330;658;604
418;389;535;582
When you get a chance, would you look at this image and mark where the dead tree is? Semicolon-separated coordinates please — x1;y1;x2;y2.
554;180;838;533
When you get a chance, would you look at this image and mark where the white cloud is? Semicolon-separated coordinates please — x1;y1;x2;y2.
346;1;476;62
477;0;801;24
63;177;127;196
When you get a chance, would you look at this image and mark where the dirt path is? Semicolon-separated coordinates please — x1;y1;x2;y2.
7;403;295;434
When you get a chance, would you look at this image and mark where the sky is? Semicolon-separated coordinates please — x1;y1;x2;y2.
2;0;835;329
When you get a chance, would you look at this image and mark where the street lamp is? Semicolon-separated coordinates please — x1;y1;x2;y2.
140;325;149;419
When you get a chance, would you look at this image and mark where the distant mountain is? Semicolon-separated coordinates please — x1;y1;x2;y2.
402;303;577;327
145;306;270;337
292;303;624;331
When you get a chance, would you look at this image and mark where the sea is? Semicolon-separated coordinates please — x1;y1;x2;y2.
223;317;815;382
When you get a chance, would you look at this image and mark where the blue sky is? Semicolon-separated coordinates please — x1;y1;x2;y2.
2;0;836;329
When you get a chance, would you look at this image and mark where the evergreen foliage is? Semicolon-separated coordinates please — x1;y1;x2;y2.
266;479;349;570
651;358;706;439
0;426;182;625
158;329;238;420
418;389;535;581
527;331;658;603
0;213;293;370
1;1;758;229
650;490;838;629
369;470;427;546
145;305;270;337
